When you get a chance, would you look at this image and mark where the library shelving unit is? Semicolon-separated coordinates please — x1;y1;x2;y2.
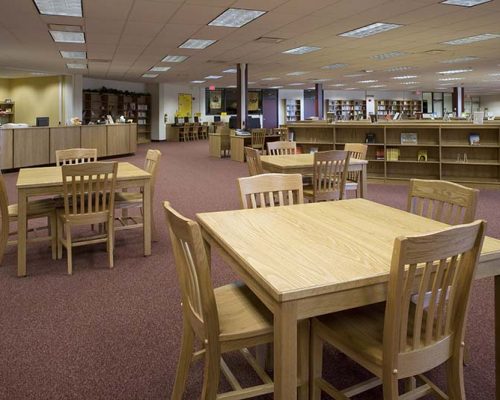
0;101;15;125
376;100;422;118
284;99;301;122
326;99;366;119
286;121;500;185
83;90;151;142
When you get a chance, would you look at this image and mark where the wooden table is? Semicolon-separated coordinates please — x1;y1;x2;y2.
208;133;230;158
16;162;152;277
261;153;369;198
197;199;500;400
230;133;280;162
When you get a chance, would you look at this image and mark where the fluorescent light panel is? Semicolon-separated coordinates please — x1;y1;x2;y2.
50;30;85;43
443;33;500;45
358;80;378;83
385;66;413;72
162;55;188;62
289;83;304;86
179;39;216;49
339;22;403;38
441;56;479;63
223;68;237;73
369;85;386;88
286;71;308;76
371;51;406;60
208;8;265;28
270;86;283;89
345;73;365;77
66;63;86;69
439;77;464;81
142;74;158;78
150;66;170;72
438;68;472;74
34;0;82;17
322;63;348;70
191;80;206;83
283;46;321;55
262;77;279;81
60;51;86;59
330;83;346;87
205;75;222;79
441;0;492;6
392;75;418;79
401;81;420;85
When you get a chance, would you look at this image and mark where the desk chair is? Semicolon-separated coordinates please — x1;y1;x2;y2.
164;202;275;399
266;141;297;155
407;179;478;225
244;147;264;176
310;220;486;400
0;171;57;266
57;162;117;275
343;143;367;198
303;150;350;203
179;124;189;142
55;148;97;166
251;129;266;153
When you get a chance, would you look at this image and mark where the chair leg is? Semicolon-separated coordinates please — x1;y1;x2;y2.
0;219;9;266
310;322;324;400
49;212;57;260
107;218;114;268
201;342;221;400
447;347;466;400
382;369;399;399
57;216;63;260
171;323;195;400
65;224;73;275
298;319;310;400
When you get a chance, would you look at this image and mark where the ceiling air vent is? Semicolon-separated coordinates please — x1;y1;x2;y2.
255;36;285;44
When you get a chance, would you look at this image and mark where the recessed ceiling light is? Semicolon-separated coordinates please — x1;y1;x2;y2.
248;81;256;84
358;80;378;83
223;68;237;73
441;56;479;63
322;63;348;70
289;83;304;86
262;77;279;81
369;84;386;88
179;39;216;49
439;77;464;81
330;83;346;87
191;80;206;84
283;46;321;55
438;68;473;74
286;71;308;76
441;0;492;6
345;88;359;90
208;8;266;28
270;86;283;89
401;81;420;85
344;73;365;78
339;22;403;38
66;63;86;69
371;51;406;60
385;66;413;72
142;73;158;78
50;30;85;43
443;33;500;45
204;75;222;79
161;55;188;62
392;75;418;79
34;0;82;17
227;85;237;88
60;51;86;59
150;66;170;72
312;79;331;83
439;82;456;86
489;73;500;76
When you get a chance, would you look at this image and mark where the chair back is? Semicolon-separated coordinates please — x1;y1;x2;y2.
384;220;485;378
163;201;219;342
267;141;297;156
312;150;350;201
61;162;117;223
244;147;264;176
238;173;304;209
251;129;266;150
56;148;97;166
407;179;478;225
143;149;162;199
273;127;289;141
344;143;367;185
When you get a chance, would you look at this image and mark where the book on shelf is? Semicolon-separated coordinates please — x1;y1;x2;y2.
386;147;400;161
376;148;385;160
469;133;480;145
365;133;376;143
400;132;417;144
417;150;428;162
309;147;319;154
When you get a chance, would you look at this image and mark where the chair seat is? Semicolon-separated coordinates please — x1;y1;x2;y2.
215;282;273;342
8;199;56;218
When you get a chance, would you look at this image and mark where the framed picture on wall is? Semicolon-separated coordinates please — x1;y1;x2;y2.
209;91;222;109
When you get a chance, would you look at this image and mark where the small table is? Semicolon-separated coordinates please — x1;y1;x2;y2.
261;153;368;198
16;162;152;277
197;199;500;400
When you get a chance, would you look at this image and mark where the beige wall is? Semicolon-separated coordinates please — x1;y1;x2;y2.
0;78;11;100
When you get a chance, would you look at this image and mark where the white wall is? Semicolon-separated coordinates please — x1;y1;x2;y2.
83;77;147;93
480;94;500;116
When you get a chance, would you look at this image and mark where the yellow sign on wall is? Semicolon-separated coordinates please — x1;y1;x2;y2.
178;93;192;117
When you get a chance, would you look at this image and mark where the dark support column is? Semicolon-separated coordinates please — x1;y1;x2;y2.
237;63;248;129
314;83;323;119
452;86;464;117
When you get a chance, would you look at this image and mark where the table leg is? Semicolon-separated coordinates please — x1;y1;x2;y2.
495;275;500;399
360;164;367;198
143;180;152;256
17;189;28;277
275;301;298;400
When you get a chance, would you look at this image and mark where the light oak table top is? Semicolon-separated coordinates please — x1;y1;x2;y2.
260;153;367;171
197;199;500;399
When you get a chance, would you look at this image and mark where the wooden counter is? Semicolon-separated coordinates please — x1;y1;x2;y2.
0;124;137;169
287;121;500;185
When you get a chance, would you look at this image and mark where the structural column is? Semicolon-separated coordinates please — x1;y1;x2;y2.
237;63;248;129
314;83;323;119
452;86;464;117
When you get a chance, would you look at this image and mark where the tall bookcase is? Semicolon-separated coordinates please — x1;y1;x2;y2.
283;99;301;122
0;101;15;125
376;100;422;118
325;99;366;119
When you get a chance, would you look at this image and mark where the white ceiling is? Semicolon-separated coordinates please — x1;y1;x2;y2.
1;0;500;93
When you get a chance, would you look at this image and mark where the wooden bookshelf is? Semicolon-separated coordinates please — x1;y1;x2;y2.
376;99;422;118
287;121;500;185
325;99;366;120
283;99;301;122
0;101;15;125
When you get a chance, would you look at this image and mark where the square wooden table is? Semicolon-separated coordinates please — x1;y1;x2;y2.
16;162;152;277
197;199;500;399
260;153;368;198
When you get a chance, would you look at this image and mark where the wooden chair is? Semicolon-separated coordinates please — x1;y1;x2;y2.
343;143;367;198
55;148;97;166
238;173;304;209
164;201;275;399
244;147;264;176
0;170;57;266
310;219;486;400
189;123;199;141
273;127;290;141
266;141;297;156
114;149;161;240
407;179;479;225
303;150;350;202
179;124;189;142
199;124;209;140
251;129;266;153
57;162;117;275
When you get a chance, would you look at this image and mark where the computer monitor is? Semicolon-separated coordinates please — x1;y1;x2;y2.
36;117;49;127
229;116;237;129
174;117;180;125
247;117;261;129
194;116;199;123
213;115;221;122
184;116;189;123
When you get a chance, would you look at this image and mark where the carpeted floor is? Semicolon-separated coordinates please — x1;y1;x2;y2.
0;140;498;399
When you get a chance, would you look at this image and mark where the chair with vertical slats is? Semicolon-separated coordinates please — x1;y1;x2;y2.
178;124;189;142
238;173;304;209
164;201;275;399
343;143;367;198
266;141;297;156
251;129;267;153
303;150;350;202
55;148;97;166
407;179;478;225
310;219;486;400
57;162;117;275
244;147;264;176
